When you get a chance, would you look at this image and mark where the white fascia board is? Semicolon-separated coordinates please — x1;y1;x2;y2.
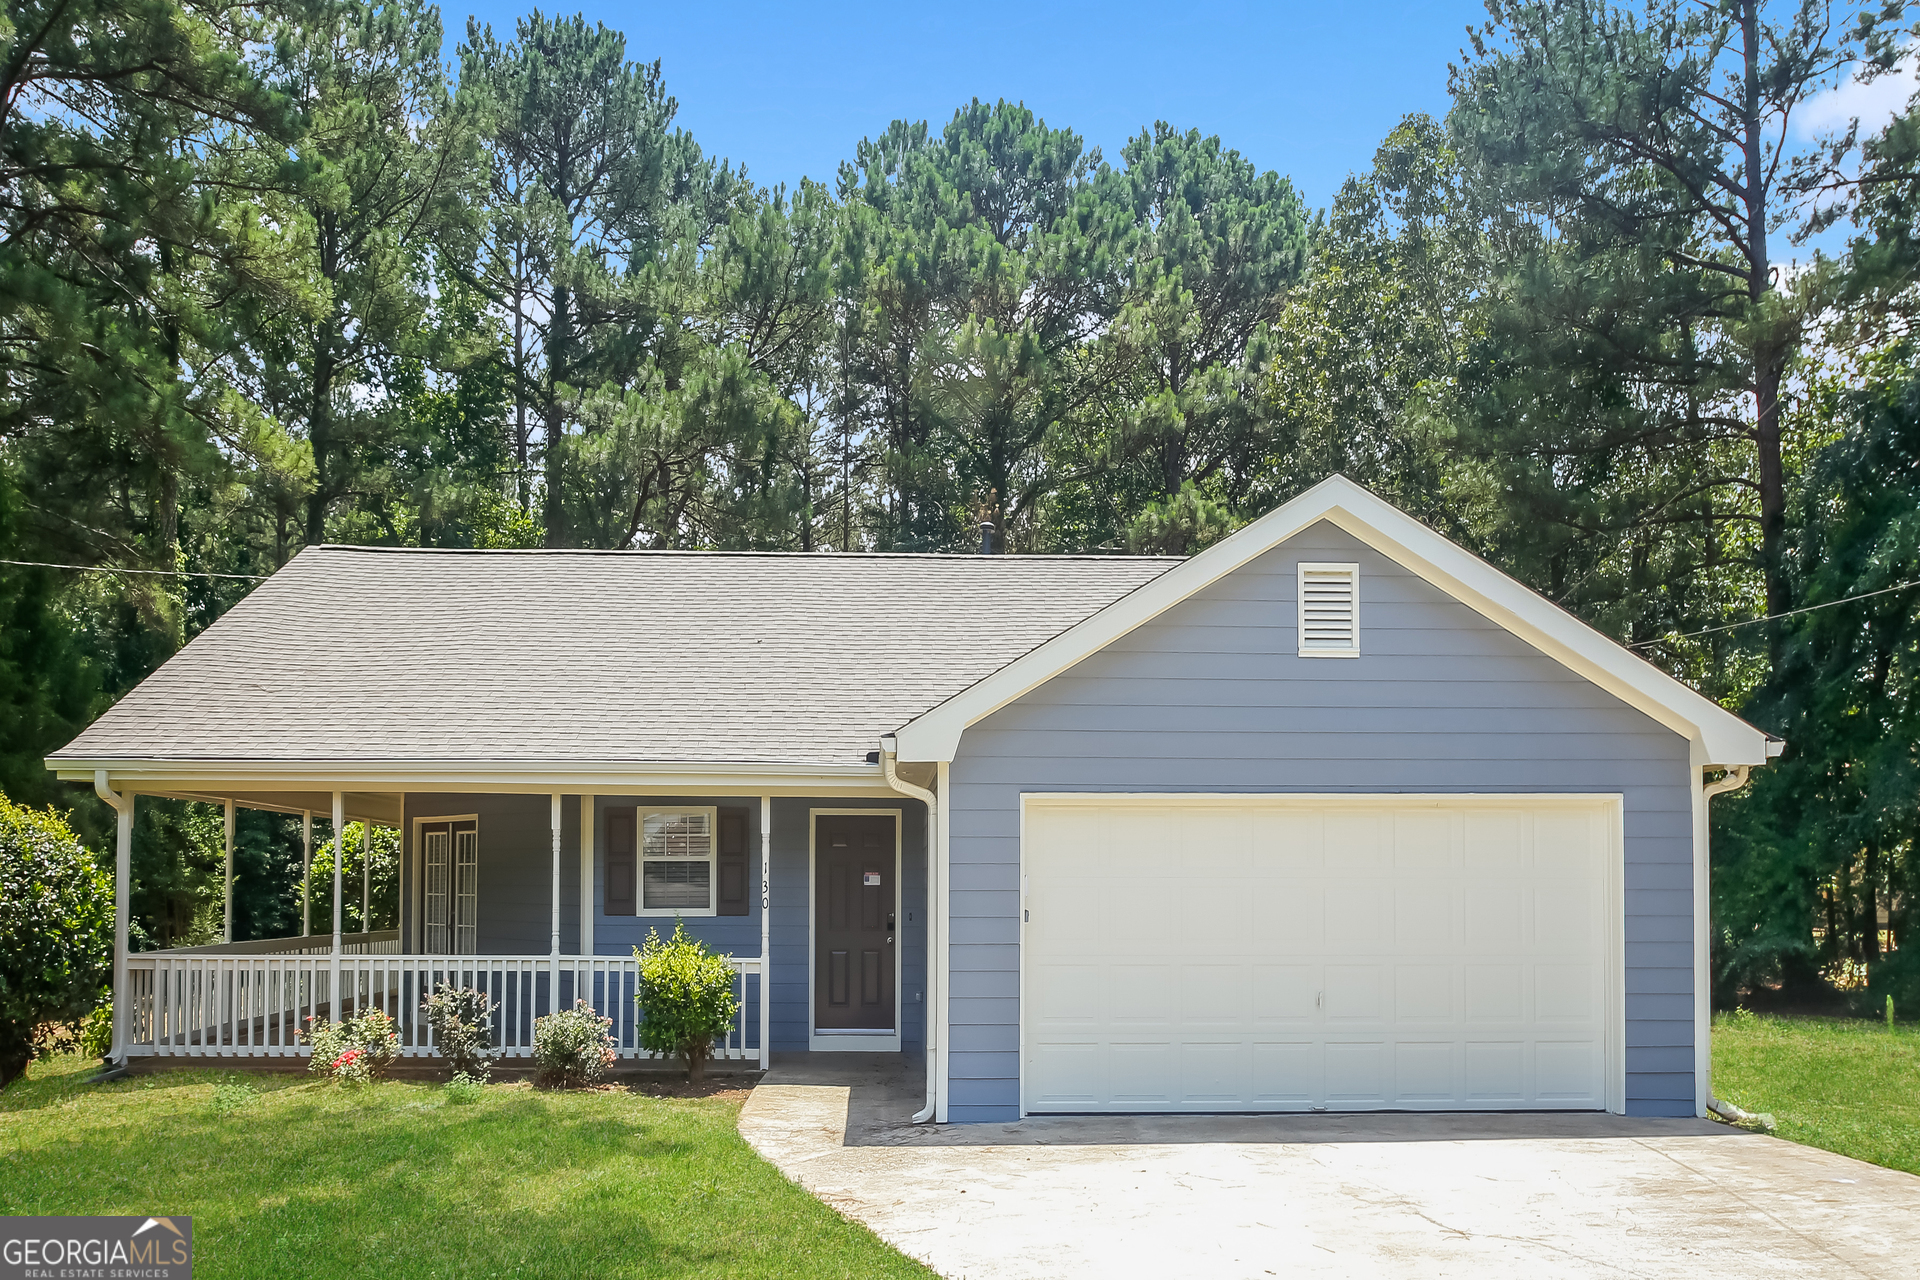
49;757;895;797
893;475;1773;768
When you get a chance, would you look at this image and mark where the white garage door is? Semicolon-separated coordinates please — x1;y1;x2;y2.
1022;796;1618;1113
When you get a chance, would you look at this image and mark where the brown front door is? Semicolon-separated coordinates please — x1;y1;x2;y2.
814;814;896;1031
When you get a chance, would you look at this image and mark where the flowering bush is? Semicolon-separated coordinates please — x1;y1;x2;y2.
532;1000;615;1089
421;984;496;1080
301;1008;398;1084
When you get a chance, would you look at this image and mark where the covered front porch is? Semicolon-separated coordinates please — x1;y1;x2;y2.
72;765;929;1074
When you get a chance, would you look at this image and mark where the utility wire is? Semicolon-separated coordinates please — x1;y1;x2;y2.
1630;578;1920;648
0;557;270;581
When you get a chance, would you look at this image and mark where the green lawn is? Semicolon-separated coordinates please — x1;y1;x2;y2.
0;1054;932;1280
1712;1011;1920;1176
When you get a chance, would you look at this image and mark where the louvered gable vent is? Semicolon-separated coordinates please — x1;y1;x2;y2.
1297;562;1360;657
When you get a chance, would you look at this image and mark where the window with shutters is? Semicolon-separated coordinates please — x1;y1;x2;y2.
640;807;717;915
1297;562;1360;657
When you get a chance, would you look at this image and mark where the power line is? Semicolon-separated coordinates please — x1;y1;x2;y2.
0;557;270;581
1630;578;1920;648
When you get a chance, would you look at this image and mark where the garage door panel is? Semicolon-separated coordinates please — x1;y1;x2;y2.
1251;1040;1321;1104
1392;810;1457;872
1323;884;1376;954
1324;1041;1389;1104
1394;1041;1458;1102
1394;965;1454;1022
1324;964;1385;1022
1394;884;1458;951
1023;797;1614;1114
1179;1040;1249;1104
1255;881;1323;948
1464;964;1525;1022
1109;1041;1178;1105
1323;810;1390;874
1107;964;1175;1026
1463;1041;1527;1101
1181;964;1249;1025
1031;963;1101;1025
1465;884;1527;951
1252;964;1319;1023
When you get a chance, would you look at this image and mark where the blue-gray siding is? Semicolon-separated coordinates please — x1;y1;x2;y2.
400;792;927;1057
946;521;1697;1120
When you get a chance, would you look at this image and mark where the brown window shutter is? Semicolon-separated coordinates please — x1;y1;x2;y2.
605;807;636;916
716;807;750;916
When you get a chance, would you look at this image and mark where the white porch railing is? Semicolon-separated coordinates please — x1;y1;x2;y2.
122;950;766;1068
148;930;401;958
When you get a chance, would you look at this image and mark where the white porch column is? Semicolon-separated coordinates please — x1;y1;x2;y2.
361;822;370;931
301;810;312;936
222;799;235;943
550;793;563;958
96;772;132;1064
578;795;594;956
330;791;344;1018
759;794;771;1071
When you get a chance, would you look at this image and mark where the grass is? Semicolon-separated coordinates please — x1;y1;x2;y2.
0;1054;933;1280
1712;1010;1920;1176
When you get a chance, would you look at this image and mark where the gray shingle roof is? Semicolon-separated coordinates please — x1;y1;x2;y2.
52;546;1180;766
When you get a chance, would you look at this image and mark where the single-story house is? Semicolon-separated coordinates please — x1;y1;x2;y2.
49;475;1778;1120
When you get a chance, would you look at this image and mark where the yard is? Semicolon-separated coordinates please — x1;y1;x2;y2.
0;1054;933;1280
1712;1011;1920;1176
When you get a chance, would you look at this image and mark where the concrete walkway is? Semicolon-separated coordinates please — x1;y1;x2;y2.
739;1055;1920;1279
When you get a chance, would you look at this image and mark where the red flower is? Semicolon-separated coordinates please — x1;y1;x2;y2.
332;1048;363;1071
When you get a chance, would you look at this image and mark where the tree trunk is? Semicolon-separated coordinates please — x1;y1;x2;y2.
1864;842;1882;964
687;1041;706;1085
543;283;569;547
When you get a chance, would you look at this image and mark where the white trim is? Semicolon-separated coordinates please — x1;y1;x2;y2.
579;795;595;956
935;762;951;1120
893;475;1773;767
637;805;720;917
808;806;904;1053
53;759;894;796
1296;561;1360;658
1016;791;1627;1118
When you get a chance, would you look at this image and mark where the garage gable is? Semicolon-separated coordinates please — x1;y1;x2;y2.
893;475;1774;769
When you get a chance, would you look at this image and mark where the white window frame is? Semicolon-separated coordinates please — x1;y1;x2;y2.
1297;561;1361;658
638;806;719;917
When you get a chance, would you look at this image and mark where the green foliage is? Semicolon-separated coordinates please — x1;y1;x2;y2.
78;999;112;1060
300;1008;398;1084
532;1000;615;1089
0;795;112;1088
442;1071;486;1104
635;922;740;1082
420;983;496;1080
1714;1013;1920;1176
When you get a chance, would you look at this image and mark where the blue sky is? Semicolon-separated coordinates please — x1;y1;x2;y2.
449;0;1492;212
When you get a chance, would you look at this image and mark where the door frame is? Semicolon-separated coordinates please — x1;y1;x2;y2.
808;806;904;1052
1017;792;1626;1117
411;813;480;956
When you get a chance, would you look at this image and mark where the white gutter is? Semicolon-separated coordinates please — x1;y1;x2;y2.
880;736;939;1125
1699;764;1754;1121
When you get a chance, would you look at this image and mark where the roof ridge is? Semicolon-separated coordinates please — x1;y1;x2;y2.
305;545;1186;562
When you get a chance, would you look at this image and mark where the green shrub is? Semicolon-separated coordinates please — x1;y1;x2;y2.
421;984;496;1080
532;1000;614;1089
636;922;740;1083
300;1008;398;1084
0;796;112;1089
78;998;112;1060
209;1079;256;1114
444;1071;485;1104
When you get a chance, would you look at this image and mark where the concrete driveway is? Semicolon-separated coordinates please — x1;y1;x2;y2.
738;1055;1920;1279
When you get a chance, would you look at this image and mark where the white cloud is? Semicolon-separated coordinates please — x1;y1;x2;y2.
1798;44;1920;140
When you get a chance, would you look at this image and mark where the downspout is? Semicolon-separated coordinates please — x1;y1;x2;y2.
1701;765;1765;1127
881;736;939;1125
